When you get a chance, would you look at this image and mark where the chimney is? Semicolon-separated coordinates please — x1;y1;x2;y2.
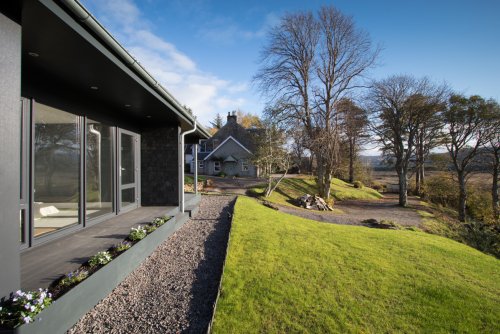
227;111;237;123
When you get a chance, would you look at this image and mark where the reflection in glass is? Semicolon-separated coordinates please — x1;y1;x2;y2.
86;121;114;219
121;133;135;185
121;188;135;207
34;103;80;237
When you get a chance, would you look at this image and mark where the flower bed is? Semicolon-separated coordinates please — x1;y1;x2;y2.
0;215;176;333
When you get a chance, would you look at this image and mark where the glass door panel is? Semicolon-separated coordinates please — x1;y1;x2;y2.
86;120;114;219
119;131;138;210
33;103;80;237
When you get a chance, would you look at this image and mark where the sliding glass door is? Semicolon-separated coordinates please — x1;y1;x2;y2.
119;130;139;211
23;101;141;245
33;103;81;238
86;120;114;220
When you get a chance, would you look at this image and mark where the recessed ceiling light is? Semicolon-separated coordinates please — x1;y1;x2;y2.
28;52;39;57
124;104;131;107
90;86;99;90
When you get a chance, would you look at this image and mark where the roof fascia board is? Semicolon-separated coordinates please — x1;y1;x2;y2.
38;0;211;137
203;135;252;161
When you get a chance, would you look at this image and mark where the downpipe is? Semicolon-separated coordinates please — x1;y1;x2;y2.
179;118;197;213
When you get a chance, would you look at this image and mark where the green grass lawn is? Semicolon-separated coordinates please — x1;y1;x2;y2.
184;175;206;184
212;196;500;333
250;176;382;207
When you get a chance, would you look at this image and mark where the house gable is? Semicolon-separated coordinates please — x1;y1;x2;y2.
204;136;252;161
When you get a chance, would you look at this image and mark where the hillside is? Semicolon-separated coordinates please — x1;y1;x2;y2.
212;197;500;333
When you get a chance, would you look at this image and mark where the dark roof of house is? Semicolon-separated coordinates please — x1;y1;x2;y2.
205;113;257;152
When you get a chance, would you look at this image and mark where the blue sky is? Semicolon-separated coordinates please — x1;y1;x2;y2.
80;0;500;128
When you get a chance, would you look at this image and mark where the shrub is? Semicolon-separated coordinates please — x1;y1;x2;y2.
218;172;226;177
0;289;52;327
113;241;132;252
422;174;459;208
462;219;500;258
88;251;112;267
128;226;147;241
353;181;364;189
370;181;386;192
467;188;495;224
58;269;89;288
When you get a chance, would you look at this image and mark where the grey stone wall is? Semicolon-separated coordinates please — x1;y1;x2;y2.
141;126;179;206
0;12;21;299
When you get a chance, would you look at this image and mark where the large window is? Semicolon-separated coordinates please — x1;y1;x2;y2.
86;120;114;219
34;103;80;237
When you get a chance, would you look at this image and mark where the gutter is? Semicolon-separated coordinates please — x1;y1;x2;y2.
58;0;210;138
179;118;197;213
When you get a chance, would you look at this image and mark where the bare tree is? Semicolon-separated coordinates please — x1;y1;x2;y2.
442;95;494;221
253;119;290;197
476;100;500;221
337;98;369;183
413;97;447;195
255;6;379;199
254;11;318;135
368;75;447;207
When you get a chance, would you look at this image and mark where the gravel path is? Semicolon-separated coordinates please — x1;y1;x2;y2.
276;194;424;227
68;195;235;334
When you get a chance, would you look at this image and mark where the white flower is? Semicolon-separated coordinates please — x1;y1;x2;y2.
24;303;31;310
12;297;18;302
15;290;23;296
23;316;32;324
30;305;36;312
26;293;32;300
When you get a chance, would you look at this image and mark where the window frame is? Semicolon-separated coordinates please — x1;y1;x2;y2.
241;159;249;171
214;161;221;172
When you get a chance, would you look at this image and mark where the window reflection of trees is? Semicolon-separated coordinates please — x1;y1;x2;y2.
34;117;80;201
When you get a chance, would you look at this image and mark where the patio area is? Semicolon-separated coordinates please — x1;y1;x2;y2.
21;194;200;291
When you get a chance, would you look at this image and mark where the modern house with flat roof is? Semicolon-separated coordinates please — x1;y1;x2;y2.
0;0;209;301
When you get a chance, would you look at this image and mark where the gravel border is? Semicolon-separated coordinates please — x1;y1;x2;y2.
68;195;236;334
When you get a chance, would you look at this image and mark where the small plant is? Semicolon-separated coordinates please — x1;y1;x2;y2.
128;226;147;241
151;217;165;227
88;251;112;268
0;289;52;328
218;172;226;177
113;241;132;252
58;269;89;288
353;181;364;189
145;224;157;233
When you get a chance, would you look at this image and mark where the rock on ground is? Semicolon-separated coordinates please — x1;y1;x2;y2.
68;195;236;334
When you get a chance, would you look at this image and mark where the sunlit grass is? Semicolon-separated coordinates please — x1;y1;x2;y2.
212;196;500;333
249;176;382;208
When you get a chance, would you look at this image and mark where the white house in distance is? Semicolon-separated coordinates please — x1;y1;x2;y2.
190;112;260;177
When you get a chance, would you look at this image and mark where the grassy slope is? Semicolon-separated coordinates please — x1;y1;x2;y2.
212;197;500;333
251;176;382;207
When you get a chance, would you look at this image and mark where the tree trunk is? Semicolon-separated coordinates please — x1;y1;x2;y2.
492;167;499;221
396;165;407;207
415;169;420;196
323;172;332;200
316;154;325;197
348;141;354;183
457;171;467;222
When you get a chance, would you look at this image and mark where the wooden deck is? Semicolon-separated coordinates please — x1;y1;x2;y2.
21;194;200;291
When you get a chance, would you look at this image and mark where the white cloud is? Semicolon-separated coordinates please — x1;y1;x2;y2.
199;12;279;44
82;0;251;124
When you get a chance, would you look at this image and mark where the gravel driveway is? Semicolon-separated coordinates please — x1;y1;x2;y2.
68;195;235;334
276;194;424;227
